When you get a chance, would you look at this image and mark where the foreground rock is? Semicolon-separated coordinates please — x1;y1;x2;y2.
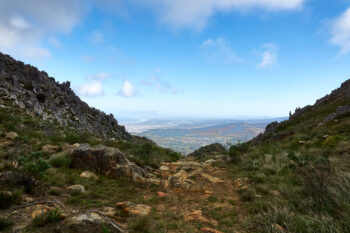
63;212;123;233
68;144;148;182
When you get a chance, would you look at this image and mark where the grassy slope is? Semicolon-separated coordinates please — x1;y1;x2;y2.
221;81;350;232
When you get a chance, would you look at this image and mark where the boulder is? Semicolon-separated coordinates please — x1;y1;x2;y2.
68;144;148;182
62;212;123;233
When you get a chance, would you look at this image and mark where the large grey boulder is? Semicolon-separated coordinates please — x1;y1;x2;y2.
68;144;148;182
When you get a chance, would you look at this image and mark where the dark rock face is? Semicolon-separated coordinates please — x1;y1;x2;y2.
0;52;130;140
68;144;148;181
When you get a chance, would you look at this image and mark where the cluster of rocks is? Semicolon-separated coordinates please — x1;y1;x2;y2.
154;156;226;192
0;52;130;140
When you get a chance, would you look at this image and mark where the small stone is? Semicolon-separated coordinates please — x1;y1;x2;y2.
273;223;284;231
42;144;60;153
80;171;98;179
101;207;116;218
200;227;224;233
270;190;281;196
201;173;224;184
23;195;34;202
159;165;169;171
204;159;216;164
67;184;85;193
5;132;18;140
157;191;166;198
116;202;151;216
184;210;218;227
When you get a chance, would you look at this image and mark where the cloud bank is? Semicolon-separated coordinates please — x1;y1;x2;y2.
132;0;306;29
0;0;84;59
330;7;350;55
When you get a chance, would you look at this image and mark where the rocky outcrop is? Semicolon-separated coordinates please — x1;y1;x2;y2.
321;105;350;125
68;144;148;182
0;52;130;140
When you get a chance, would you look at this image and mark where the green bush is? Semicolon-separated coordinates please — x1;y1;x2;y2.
49;152;71;168
12;152;50;192
229;143;248;163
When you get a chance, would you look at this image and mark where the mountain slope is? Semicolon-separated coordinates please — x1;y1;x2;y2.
0;52;129;140
221;79;350;232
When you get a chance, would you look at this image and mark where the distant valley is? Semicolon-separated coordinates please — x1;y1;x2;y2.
122;118;286;154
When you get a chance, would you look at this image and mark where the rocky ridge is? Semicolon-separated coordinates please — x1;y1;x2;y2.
0;52;130;140
253;79;350;143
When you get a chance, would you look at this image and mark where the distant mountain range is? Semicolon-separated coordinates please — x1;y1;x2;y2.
122;118;287;154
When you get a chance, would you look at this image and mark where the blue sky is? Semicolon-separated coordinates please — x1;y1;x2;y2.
1;0;350;119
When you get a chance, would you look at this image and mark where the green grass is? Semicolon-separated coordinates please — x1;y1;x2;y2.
224;111;350;232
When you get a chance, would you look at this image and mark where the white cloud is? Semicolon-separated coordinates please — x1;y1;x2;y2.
10;16;30;29
0;0;84;59
118;81;136;97
330;7;350;55
257;43;278;69
201;38;241;63
131;0;305;29
77;80;104;97
87;72;110;80
89;30;104;43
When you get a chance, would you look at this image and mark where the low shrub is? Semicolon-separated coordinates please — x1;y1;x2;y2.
0;217;13;231
32;209;62;227
129;216;154;233
0;190;22;209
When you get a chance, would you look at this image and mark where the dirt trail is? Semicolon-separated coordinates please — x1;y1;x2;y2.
149;158;246;233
